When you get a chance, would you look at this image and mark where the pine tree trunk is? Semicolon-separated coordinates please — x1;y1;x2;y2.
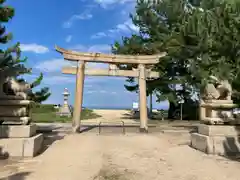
149;93;153;117
168;102;176;119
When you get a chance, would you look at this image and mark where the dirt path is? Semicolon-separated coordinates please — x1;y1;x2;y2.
1;133;240;180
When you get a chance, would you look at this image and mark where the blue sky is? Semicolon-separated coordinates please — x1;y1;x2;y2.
5;0;169;109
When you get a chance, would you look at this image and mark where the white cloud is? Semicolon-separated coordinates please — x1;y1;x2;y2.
20;43;49;54
63;11;93;28
94;0;134;8
88;44;112;53
85;90;97;94
34;58;76;73
34;44;112;81
100;90;107;93
70;44;111;53
85;90;107;94
65;35;72;43
43;76;75;85
91;32;107;39
70;44;112;69
91;19;139;39
85;90;117;95
90;0;137;39
121;19;139;32
69;44;87;51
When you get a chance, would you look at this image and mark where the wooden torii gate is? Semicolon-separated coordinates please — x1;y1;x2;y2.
55;46;166;133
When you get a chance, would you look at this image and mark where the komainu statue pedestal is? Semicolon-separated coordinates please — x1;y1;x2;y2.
191;124;240;156
0;124;43;157
190;76;240;157
191;101;240;156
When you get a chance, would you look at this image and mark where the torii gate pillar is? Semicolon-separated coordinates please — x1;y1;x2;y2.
72;62;85;132
138;64;148;132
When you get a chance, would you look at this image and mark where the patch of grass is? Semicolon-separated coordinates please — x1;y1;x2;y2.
32;104;55;113
94;168;128;180
32;104;101;123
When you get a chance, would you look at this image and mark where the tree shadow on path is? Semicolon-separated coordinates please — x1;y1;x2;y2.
0;147;9;160
223;125;240;162
36;131;65;155
0;172;31;180
0;125;10;160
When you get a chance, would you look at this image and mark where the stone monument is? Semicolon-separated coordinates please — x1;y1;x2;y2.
0;77;43;157
191;76;240;156
58;88;72;117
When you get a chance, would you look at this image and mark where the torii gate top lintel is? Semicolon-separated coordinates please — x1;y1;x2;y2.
55;45;166;64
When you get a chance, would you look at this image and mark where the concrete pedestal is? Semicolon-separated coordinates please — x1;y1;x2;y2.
0;124;43;157
190;124;240;156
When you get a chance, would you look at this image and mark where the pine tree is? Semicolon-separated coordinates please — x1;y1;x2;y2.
0;0;51;103
180;0;240;95
29;87;51;104
113;0;240;118
18;73;51;103
113;0;195;118
161;0;240;107
0;0;30;78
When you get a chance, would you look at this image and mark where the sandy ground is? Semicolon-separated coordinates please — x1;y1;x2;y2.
0;110;239;180
81;109;163;126
0;133;240;180
92;109;128;119
83;109;133;123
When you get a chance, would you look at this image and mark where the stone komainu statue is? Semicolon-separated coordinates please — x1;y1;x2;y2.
0;76;33;125
203;76;232;101
2;77;32;100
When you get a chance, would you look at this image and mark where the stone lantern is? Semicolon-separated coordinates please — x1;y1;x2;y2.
58;88;72;117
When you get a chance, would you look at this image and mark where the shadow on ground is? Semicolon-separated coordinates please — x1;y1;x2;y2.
120;111;159;120
0;125;10;160
0;147;9;161
120;112;140;120
171;125;198;133
80;126;98;133
80;125;165;134
223;125;240;161
37;130;65;155
36;125;62;133
0;172;31;180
